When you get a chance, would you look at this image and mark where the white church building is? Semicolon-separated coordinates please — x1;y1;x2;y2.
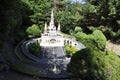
40;9;64;47
40;9;84;49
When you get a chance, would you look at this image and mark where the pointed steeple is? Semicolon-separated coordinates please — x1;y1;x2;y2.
44;22;47;33
49;8;55;29
57;23;61;31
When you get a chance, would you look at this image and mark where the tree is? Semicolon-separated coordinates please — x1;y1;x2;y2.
26;24;41;38
79;0;120;41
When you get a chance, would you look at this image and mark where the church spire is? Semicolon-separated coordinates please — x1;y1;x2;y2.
49;8;55;28
44;22;47;33
57;23;61;31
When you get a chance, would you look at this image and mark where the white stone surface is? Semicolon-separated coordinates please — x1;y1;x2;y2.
40;9;64;47
40;9;85;49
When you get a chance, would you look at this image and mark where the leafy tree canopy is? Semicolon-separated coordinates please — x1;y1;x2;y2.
26;24;41;38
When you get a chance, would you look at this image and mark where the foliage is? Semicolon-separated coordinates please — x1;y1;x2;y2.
23;0;52;24
0;0;26;45
65;44;78;55
68;48;107;80
28;41;41;56
105;50;120;80
92;30;107;50
0;0;120;47
74;26;83;34
22;0;120;42
55;1;84;33
68;48;120;80
0;0;120;79
26;24;41;38
75;30;106;50
80;0;120;41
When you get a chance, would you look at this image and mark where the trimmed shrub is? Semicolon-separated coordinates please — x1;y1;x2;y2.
68;48;107;80
75;30;106;50
92;30;106;50
74;26;83;33
67;48;120;80
65;44;78;55
75;32;94;48
105;50;120;80
28;41;41;56
26;24;41;38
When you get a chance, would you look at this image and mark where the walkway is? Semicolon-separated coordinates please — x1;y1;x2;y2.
106;40;120;56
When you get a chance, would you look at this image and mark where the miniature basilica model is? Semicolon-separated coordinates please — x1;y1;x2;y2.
40;9;64;47
17;8;85;78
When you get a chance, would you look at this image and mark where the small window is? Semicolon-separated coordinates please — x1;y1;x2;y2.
67;40;69;44
47;29;49;31
70;41;72;44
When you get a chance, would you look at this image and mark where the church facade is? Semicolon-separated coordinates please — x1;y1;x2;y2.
40;9;84;50
40;9;64;47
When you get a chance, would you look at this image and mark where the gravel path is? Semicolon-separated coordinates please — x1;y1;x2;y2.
106;41;120;56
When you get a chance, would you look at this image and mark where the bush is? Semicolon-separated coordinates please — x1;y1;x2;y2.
75;30;106;50
105;50;120;80
26;24;41;38
75;32;93;47
28;41;41;56
65;44;78;55
92;30;106;50
67;48;107;80
67;48;120;80
74;26;83;33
